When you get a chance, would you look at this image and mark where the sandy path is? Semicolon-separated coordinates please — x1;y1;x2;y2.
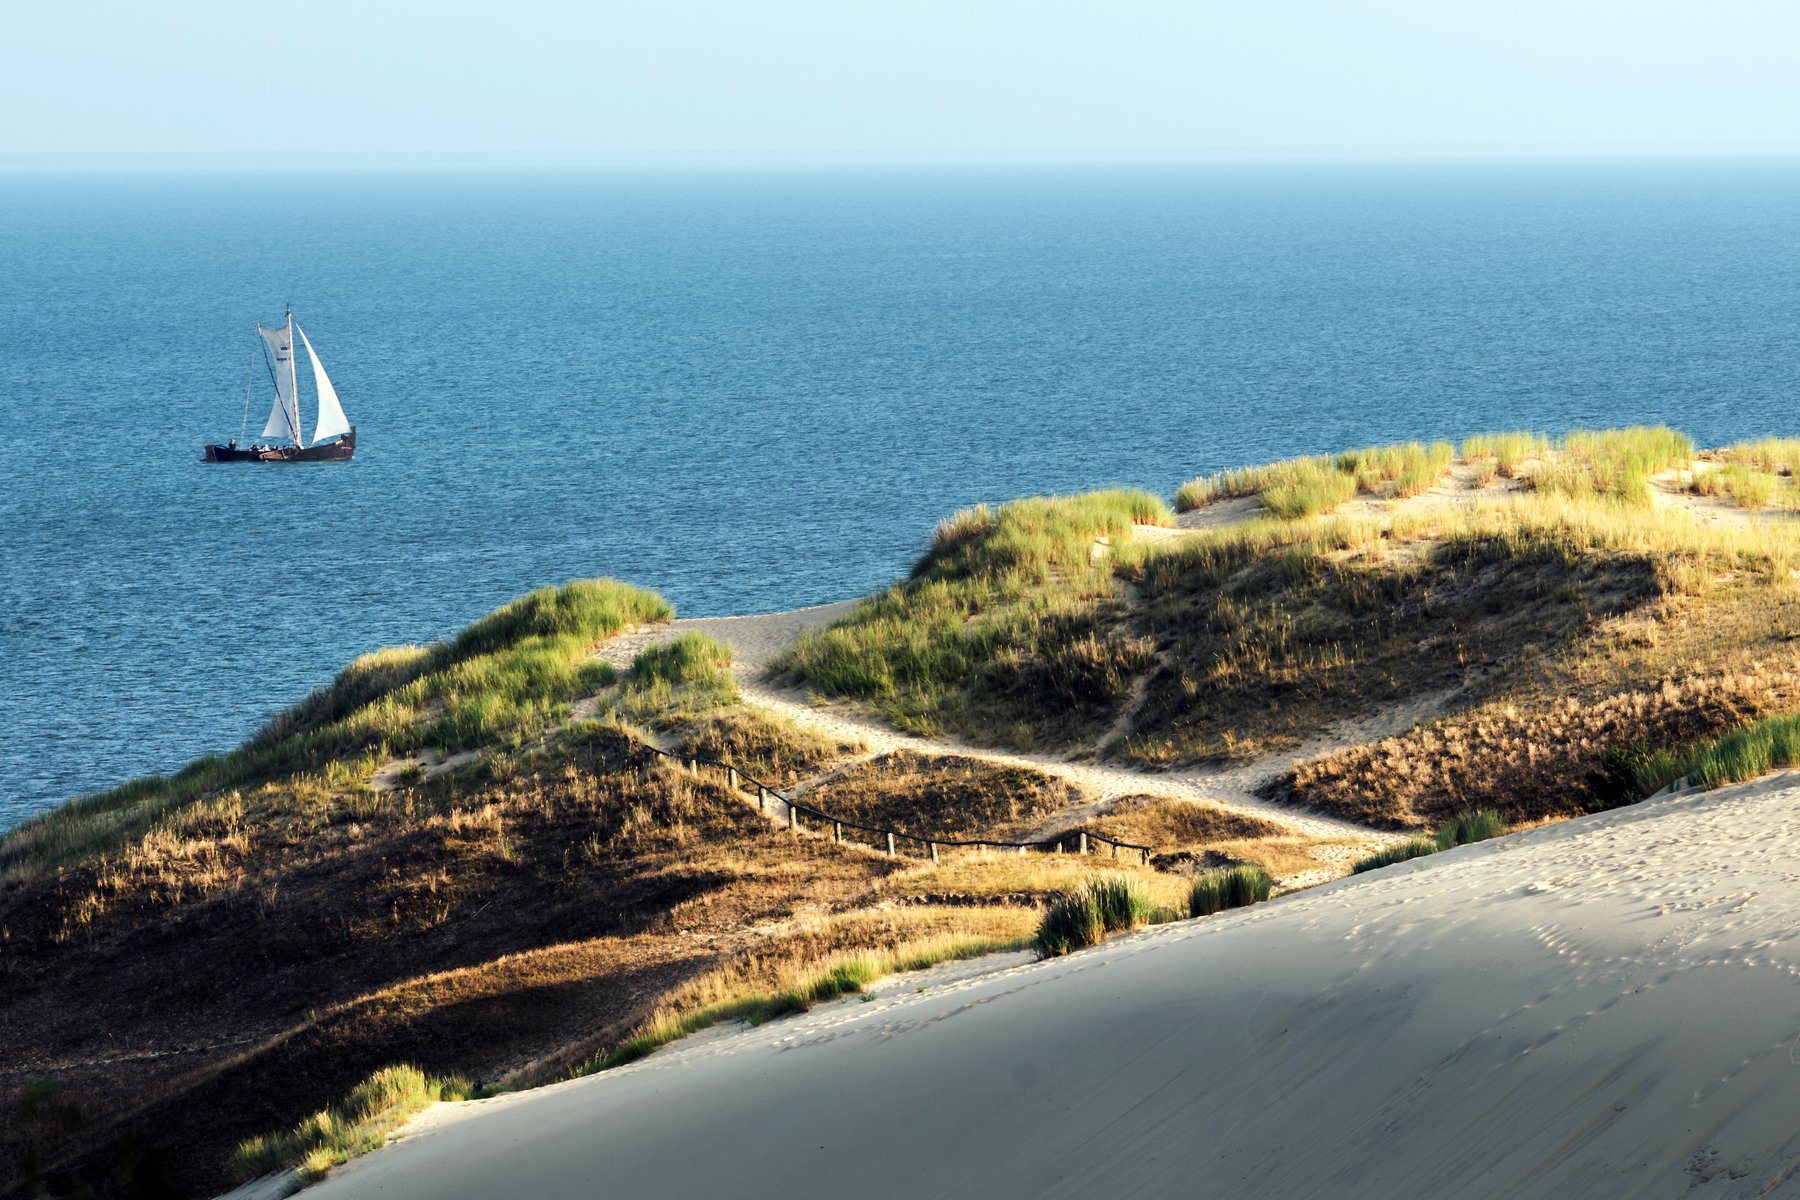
596;597;1400;844
311;771;1800;1200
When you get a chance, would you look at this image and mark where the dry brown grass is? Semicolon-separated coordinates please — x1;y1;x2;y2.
663;703;865;786
1063;794;1279;851
1274;663;1800;827
808;751;1080;847
3;716;926;1197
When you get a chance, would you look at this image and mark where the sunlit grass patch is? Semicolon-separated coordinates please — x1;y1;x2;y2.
1693;462;1788;510
1460;431;1551;478
1720;438;1800;475
584;932;1031;1072
1;579;670;883
773;490;1168;749
231;1064;479;1184
1525;425;1692;507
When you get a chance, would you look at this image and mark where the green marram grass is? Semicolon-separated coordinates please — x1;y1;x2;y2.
619;631;739;724
1178;441;1452;517
1632;710;1800;795
1;578;671;883
583;936;1030;1073
1348;837;1441;874
1186;863;1274;917
1350;809;1508;874
231;1065;479;1183
1034;874;1153;957
1526;425;1693;507
1693;462;1787;511
772;490;1169;749
1460;431;1551;478
1721;438;1800;474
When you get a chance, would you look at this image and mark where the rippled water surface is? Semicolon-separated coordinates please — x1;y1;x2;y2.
6;161;1800;824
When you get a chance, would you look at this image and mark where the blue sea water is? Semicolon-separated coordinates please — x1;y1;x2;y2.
5;159;1800;827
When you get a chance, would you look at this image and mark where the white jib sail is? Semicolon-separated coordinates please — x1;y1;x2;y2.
297;324;351;443
257;323;301;443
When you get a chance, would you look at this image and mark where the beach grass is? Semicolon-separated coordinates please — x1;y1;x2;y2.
1720;438;1800;474
1348;837;1441;874
1693;462;1787;510
1350;810;1507;873
0;579;670;884
619;631;739;723
230;1065;479;1184
1178;440;1451;516
771;489;1169;749
1460;431;1551;478
584;933;1032;1073
1631;710;1800;795
1186;863;1274;916
1034;874;1154;957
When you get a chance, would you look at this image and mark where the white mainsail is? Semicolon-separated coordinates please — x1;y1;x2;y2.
296;324;351;443
257;321;301;444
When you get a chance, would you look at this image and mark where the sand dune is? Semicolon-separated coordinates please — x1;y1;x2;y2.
309;771;1800;1199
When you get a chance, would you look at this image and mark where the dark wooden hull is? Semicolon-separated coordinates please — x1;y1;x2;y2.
204;428;355;462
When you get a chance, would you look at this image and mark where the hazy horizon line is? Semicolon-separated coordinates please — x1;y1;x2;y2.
6;146;1800;173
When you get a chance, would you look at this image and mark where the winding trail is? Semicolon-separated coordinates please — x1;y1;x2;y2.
595;602;1408;846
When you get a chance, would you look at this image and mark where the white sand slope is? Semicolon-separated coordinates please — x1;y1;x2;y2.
310;771;1800;1200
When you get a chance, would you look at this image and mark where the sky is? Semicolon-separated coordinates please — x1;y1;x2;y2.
3;0;1798;165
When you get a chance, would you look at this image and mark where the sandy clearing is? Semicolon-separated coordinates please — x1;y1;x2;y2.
310;771;1800;1200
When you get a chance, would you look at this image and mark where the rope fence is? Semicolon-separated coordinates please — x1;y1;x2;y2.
634;740;1155;866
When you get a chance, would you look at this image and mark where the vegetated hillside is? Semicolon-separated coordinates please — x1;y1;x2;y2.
2;582;1321;1200
778;428;1800;826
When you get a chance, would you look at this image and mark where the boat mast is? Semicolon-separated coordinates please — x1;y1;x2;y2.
239;345;254;442
287;308;303;447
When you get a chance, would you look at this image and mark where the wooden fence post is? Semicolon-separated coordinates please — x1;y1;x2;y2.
886;832;897;857
727;766;738;791
1079;831;1088;855
1141;847;1150;866
833;821;842;844
1054;840;1062;854
787;804;797;831
757;786;767;813
928;841;939;865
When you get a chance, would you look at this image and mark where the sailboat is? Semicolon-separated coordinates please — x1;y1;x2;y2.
203;310;356;462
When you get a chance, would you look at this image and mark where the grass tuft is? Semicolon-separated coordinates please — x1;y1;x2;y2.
1186;863;1274;917
1460;431;1551;478
586;935;1029;1073
1034;874;1153;957
1351;809;1507;874
231;1065;477;1183
1348;837;1440;874
1632;710;1800;795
